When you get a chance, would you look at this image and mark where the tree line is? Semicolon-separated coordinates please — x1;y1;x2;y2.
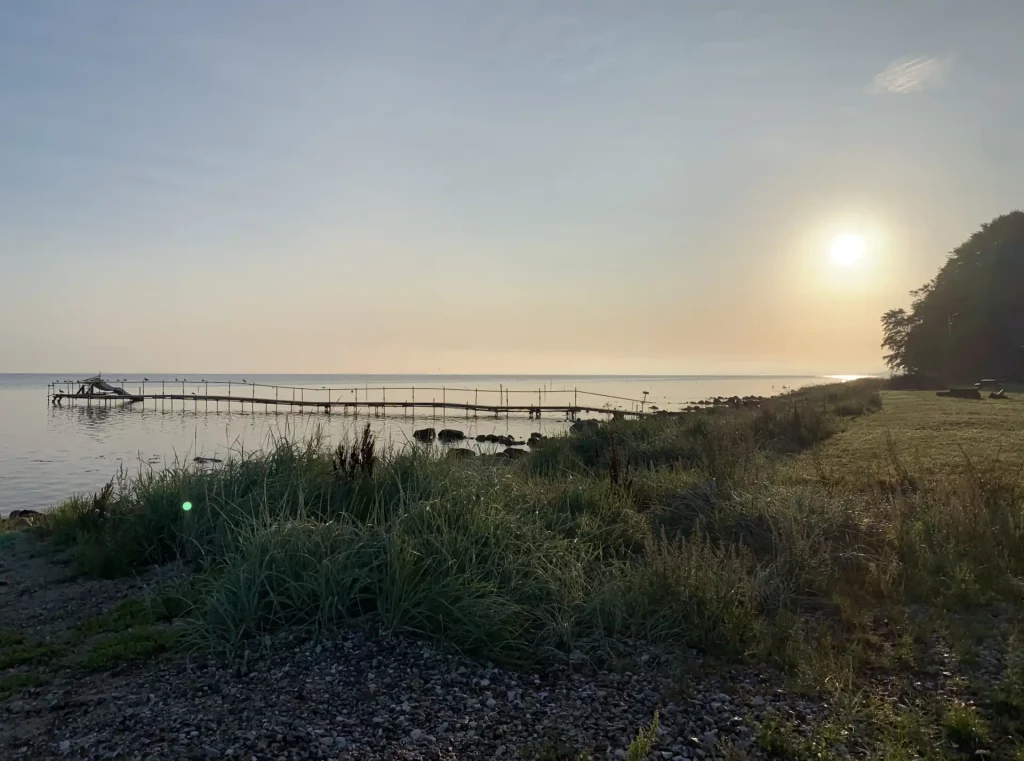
882;211;1024;383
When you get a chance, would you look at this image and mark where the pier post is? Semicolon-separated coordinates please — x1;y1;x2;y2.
474;388;478;418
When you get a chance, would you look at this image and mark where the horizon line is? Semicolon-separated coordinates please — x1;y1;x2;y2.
4;371;885;379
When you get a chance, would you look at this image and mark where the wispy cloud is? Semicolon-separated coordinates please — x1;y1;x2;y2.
871;56;951;94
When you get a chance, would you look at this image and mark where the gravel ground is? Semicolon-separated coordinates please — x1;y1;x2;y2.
0;534;187;634
4;629;826;761
2;532;831;761
4;533;1017;760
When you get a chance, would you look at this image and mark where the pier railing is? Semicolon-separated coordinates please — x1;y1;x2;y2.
47;378;658;419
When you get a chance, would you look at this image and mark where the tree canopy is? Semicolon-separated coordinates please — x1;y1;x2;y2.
882;211;1024;382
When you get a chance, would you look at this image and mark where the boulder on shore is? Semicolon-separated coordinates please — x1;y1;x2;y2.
413;428;436;443
445;448;476;459
437;429;466;443
500;448;528;460
8;509;42;519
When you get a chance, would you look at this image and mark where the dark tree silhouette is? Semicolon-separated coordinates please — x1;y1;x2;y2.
882;211;1024;382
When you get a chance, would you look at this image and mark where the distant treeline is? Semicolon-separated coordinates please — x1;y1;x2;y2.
882;211;1024;383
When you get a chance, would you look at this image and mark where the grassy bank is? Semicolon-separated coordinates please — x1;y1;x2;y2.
7;380;1024;757
21;382;883;660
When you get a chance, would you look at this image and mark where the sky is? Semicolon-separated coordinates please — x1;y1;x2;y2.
1;1;1022;375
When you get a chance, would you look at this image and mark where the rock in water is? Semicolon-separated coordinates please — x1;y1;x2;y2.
413;428;436;443
437;429;466;443
570;419;600;434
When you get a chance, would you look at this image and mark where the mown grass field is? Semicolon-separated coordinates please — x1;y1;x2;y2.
802;390;1024;480
4;380;1024;759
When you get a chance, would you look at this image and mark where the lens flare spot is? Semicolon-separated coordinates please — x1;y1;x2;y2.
182;501;192;512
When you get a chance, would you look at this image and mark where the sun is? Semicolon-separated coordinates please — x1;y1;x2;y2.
830;233;866;267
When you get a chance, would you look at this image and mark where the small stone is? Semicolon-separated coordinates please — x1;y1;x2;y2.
486;697;497;708
59;740;71;754
751;696;765;707
615;750;627;760
479;678;491;687
410;729;423;742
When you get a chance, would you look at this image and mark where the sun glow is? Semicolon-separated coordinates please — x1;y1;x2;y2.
830;234;866;267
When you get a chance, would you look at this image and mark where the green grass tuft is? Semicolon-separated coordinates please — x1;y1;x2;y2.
79;626;179;669
942;702;990;752
626;711;660;761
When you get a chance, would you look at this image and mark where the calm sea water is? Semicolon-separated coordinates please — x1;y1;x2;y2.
1;373;843;515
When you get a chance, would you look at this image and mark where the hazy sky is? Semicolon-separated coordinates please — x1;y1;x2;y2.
2;1;1022;374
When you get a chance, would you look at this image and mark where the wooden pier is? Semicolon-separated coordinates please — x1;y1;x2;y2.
46;378;655;420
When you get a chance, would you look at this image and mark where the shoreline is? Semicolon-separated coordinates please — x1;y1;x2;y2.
4;381;1023;759
0;375;838;519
